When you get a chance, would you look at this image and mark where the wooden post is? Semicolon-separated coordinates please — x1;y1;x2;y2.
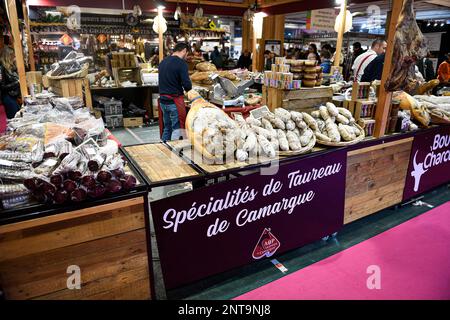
22;0;35;71
7;0;28;97
158;7;164;62
258;14;285;72
274;15;285;57
252;23;258;72
334;0;347;67
374;0;404;137
242;18;251;53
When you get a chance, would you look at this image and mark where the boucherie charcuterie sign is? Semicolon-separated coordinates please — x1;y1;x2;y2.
403;125;450;201
151;150;347;289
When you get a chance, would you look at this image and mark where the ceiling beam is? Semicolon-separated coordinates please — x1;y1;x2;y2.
259;0;302;8
165;0;248;8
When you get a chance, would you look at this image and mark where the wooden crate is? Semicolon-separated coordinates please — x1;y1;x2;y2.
343;100;356;115
124;117;143;127
48;78;84;98
0;197;152;300
263;85;333;112
351;82;371;101
354;100;376;120
111;52;136;68
26;71;42;85
344;138;413;224
112;67;142;87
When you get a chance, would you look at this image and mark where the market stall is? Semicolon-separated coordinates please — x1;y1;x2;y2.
0;94;154;300
122;122;449;291
1;0;450;301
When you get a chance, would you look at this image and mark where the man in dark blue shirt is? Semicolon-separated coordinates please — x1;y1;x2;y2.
361;53;385;83
158;42;192;141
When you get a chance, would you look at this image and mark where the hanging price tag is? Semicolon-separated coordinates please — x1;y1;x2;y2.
271;259;288;273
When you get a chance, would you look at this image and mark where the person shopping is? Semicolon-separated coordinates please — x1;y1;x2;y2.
307;44;321;64
158;42;192;141
437;53;450;85
0;47;20;119
352;39;386;81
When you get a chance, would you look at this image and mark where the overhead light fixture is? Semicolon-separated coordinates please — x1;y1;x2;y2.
153;4;167;33
440;22;445;27
427;21;431;26
213;16;218;18
253;11;268;39
434;22;438;27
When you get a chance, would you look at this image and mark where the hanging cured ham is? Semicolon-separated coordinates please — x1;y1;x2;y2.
385;0;428;93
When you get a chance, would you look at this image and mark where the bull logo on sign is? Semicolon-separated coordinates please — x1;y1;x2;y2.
411;150;428;192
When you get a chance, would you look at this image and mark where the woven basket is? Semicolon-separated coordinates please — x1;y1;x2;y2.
45;63;89;80
316;124;366;146
278;129;316;156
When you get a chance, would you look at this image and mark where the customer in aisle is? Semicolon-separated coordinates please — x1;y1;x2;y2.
322;44;334;54
210;46;224;69
352;39;386;81
437;53;450;85
307;43;321;63
158;42;192;141
416;53;435;82
264;50;275;70
0;47;20;119
361;53;385;82
285;48;295;59
320;49;333;74
237;50;252;70
352;42;365;63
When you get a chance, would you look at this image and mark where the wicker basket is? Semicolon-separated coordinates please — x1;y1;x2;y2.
278;129;316;156
45;63;89;80
316;124;366;146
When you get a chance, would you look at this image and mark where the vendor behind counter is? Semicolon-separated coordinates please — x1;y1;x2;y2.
158;42;192;141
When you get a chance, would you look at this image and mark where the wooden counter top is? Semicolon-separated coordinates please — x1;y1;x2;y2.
124;143;200;183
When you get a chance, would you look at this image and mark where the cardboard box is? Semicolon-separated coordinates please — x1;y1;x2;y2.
123;117;143;127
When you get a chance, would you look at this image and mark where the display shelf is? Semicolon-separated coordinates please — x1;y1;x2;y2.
122;143;203;188
0;150;147;226
181;27;227;33
90;84;159;90
30;22;66;26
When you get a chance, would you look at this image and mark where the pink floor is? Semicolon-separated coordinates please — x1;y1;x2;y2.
235;202;450;300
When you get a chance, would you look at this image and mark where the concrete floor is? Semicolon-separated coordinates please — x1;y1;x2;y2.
115;125;450;300
110;124;161;146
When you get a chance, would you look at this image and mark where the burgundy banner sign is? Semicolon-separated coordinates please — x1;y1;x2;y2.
151;150;347;289
403;125;450;201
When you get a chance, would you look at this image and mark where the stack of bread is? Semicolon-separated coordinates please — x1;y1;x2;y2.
285;60;323;87
286;60;304;81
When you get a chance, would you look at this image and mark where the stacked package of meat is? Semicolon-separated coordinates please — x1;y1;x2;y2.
185;90;316;163
0;96;137;210
48;51;93;77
